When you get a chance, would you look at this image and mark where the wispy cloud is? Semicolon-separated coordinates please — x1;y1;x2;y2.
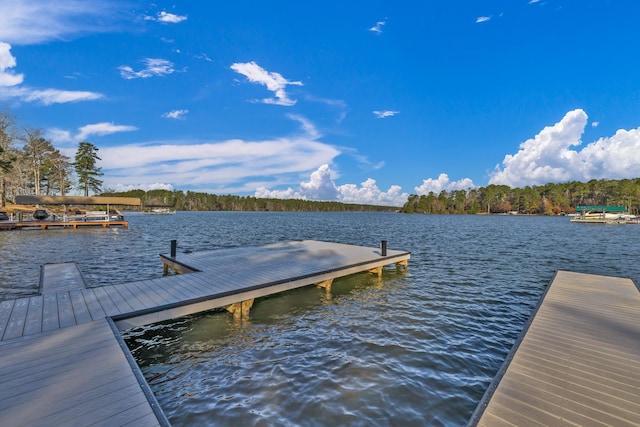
77;122;137;141
476;16;491;23
162;109;189;120
83;116;338;193
2;87;103;105
230;61;302;106
145;11;187;24
118;58;177;79
373;110;399;118
490;109;640;187
0;0;126;45
369;20;386;34
0;42;103;104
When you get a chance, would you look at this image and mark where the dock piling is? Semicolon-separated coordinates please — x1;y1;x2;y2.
381;240;387;256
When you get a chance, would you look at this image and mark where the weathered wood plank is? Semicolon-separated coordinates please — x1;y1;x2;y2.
69;289;93;324
0;299;15;338
57;291;77;328
101;284;135;313
81;288;107;320
0;319;161;426
23;296;43;336
92;286;121;316
42;292;59;331
2;297;28;340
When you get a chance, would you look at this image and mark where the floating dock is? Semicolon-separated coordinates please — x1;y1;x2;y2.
469;270;640;426
0;240;409;426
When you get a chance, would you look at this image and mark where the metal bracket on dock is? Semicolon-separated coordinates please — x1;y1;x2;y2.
226;299;255;319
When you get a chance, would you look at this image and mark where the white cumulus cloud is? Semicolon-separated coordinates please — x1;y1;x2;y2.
162;109;189;120
256;164;409;206
415;173;476;195
490;108;640;187
0;42;24;86
146;11;187;24
118;58;176;79
231;61;302;106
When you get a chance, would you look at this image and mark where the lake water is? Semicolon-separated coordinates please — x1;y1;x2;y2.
1;212;639;426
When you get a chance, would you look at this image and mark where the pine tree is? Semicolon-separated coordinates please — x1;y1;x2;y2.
74;142;103;196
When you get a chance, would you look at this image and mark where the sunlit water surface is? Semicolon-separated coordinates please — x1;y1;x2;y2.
2;212;639;426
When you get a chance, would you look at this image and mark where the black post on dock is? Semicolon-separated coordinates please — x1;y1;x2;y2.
381;240;387;256
170;239;177;258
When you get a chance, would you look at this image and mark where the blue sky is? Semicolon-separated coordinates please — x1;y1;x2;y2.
1;1;640;206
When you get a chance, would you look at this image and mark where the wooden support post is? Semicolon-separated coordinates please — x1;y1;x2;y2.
317;279;334;293
395;260;408;270
226;299;255;319
368;266;383;278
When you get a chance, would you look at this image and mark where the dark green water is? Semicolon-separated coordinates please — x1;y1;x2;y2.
2;212;638;425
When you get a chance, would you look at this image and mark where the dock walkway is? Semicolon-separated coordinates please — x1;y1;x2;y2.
0;240;409;426
469;270;640;426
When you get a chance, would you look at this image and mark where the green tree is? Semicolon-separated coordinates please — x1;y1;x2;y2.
0;110;18;206
74;141;103;196
21;128;56;196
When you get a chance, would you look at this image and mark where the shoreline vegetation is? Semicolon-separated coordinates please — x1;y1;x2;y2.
100;177;640;215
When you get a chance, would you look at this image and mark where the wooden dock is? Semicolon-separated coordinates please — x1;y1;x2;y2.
0;240;410;426
0;220;128;230
469;270;640;426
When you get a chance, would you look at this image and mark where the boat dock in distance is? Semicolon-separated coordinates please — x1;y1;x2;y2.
0;240;409;426
570;205;639;224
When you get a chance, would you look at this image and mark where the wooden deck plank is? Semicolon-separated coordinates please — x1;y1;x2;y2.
23;296;43;336
0;299;15;339
113;284;148;312
69;289;93;324
92;286;122;316
0;319;161;426
57;291;77;328
81;288;107;320
2;297;28;340
470;270;640;427
101;284;135;313
41;292;59;331
117;281;158;308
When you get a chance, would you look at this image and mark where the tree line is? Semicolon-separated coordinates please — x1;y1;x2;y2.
102;189;398;212
400;179;640;215
0;108;103;207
